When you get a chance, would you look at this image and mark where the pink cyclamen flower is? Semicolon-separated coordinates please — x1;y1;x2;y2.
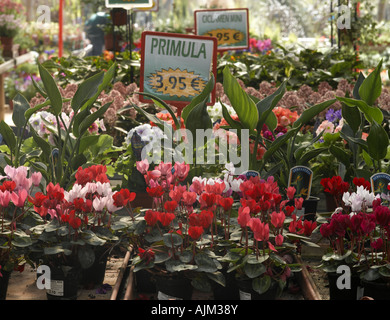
156;162;173;177
286;186;296;200
295;197;304;210
11;189;28;207
136;159;149;175
237;206;251;228
174;162;190;181
248;218;269;242
275;234;284;246
31;172;42;187
0;190;11;207
182;191;197;206
270;211;286;229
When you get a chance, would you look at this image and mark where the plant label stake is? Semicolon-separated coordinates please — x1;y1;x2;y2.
105;0;153;9
241;170;260;180
370;173;390;204
194;8;249;52
139;31;217;114
288;166;313;200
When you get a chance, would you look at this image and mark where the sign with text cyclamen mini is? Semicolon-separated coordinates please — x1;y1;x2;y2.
140;31;217;111
194;8;249;51
105;0;153;9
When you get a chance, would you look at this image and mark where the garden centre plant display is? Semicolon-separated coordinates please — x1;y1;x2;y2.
0;0;24;39
318;175;390;299
129;160;317;299
26;164;135;298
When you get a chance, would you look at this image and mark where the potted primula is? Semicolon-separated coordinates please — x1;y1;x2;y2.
28;164;135;299
0;165;43;300
220;175;318;300
0;0;24;57
318;176;390;300
129;160;243;300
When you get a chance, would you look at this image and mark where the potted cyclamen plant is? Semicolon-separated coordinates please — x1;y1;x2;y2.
0;165;43;300
221;175;318;300
318;175;389;300
28;164;135;299
129;160;243;300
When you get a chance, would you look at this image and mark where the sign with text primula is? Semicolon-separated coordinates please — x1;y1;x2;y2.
288;166;313;200
105;0;153;9
194;8;249;51
140;31;217;110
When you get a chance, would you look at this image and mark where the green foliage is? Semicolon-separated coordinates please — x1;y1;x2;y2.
0;62;120;188
217;45;363;90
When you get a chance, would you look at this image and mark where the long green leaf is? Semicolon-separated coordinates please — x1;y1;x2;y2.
337;96;383;124
353;72;365;100
0;121;16;152
24;99;51;120
367;120;389;161
38;64;62;116
359;59;383;106
293;99;337;129
185;97;213;141
79;62;116;111
222;66;258;131
71;71;105;113
12;92;30;129
329;145;351;167
181;74;215;122
29;125;51;162
79;102;112;136
135;91;180;131
256;81;286;131
341;103;361;134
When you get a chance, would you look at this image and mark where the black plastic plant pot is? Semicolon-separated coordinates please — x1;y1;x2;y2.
327;272;361;300
155;274;193;300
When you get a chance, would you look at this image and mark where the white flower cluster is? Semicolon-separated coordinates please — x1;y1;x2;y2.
342;185;379;213
125;123;167;146
207;102;236;123
29;111;105;145
64;181;119;213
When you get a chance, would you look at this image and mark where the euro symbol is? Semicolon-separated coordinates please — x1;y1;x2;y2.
233;32;241;41
191;77;200;91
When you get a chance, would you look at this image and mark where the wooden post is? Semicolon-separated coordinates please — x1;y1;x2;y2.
0;73;4;122
59;0;63;57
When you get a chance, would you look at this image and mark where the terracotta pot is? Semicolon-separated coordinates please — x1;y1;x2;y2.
110;9;128;26
0;37;13;58
104;33;121;51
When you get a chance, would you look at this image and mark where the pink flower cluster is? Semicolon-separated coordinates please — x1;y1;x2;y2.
0;166;42;231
